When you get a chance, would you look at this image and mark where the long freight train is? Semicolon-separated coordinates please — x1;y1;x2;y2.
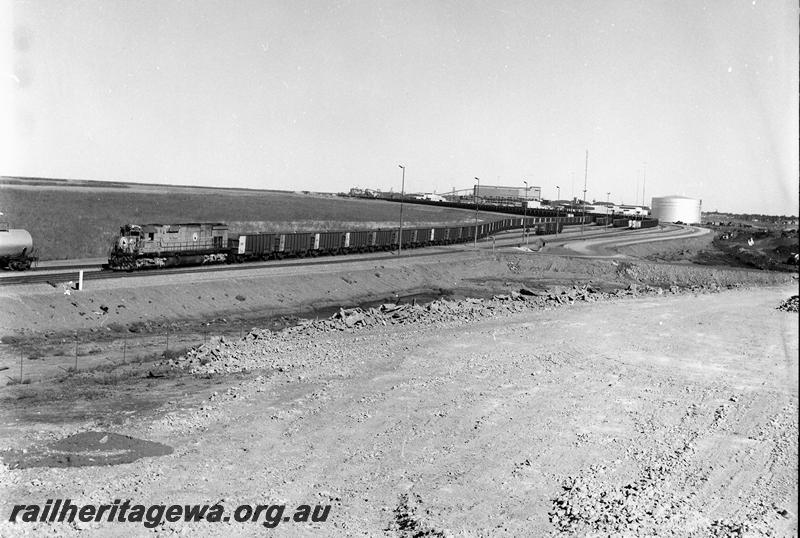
107;216;572;271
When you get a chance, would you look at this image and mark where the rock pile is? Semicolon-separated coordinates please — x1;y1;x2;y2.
776;295;798;313
549;457;781;537
389;493;448;538
708;519;749;537
167;282;729;376
548;465;691;535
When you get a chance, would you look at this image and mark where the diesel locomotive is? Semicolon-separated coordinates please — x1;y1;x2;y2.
108;223;230;271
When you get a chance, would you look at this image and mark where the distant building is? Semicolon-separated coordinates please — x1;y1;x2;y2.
474;184;541;204
618;205;650;217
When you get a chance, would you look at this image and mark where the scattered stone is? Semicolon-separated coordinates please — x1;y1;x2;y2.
777;295;798;313
164;281;743;377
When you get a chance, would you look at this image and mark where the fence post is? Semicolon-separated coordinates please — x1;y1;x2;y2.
74;333;78;371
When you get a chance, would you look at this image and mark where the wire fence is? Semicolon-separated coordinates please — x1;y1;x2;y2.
1;318;269;386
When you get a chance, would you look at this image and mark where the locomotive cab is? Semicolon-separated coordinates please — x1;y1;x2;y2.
115;224;144;254
108;224;145;270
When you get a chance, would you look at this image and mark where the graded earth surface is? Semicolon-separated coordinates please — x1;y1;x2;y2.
0;246;797;537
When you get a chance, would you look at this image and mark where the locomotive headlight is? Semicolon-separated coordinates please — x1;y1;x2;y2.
119;237;129;250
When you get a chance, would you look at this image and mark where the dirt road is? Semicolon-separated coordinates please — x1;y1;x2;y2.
552;224;712;257
1;282;796;536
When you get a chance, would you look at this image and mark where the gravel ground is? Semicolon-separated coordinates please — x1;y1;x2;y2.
0;276;797;536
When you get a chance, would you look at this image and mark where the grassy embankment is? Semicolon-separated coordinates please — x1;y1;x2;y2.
1;182;483;260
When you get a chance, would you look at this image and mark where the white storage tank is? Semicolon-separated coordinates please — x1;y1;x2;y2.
650;196;701;224
0;228;33;258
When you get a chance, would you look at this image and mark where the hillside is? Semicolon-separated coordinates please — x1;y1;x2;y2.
0;178;485;260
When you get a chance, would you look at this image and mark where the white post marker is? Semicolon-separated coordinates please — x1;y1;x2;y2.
78;270;84;291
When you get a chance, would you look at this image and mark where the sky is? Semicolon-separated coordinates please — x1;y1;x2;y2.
2;0;798;215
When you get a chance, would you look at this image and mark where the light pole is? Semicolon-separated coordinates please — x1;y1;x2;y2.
555;185;560;235
581;150;588;235
398;165;405;255
473;177;480;249
523;180;529;245
642;162;647;221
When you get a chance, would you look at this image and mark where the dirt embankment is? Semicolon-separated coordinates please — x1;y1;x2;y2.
626;225;800;271
612;231;716;262
0;242;797;536
1;251;793;340
1;251;796;387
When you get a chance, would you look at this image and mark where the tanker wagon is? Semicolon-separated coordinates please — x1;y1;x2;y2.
0;223;37;270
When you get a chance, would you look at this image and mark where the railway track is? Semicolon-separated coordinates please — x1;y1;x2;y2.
0;225;674;287
0;244;467;287
556;224;705;256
